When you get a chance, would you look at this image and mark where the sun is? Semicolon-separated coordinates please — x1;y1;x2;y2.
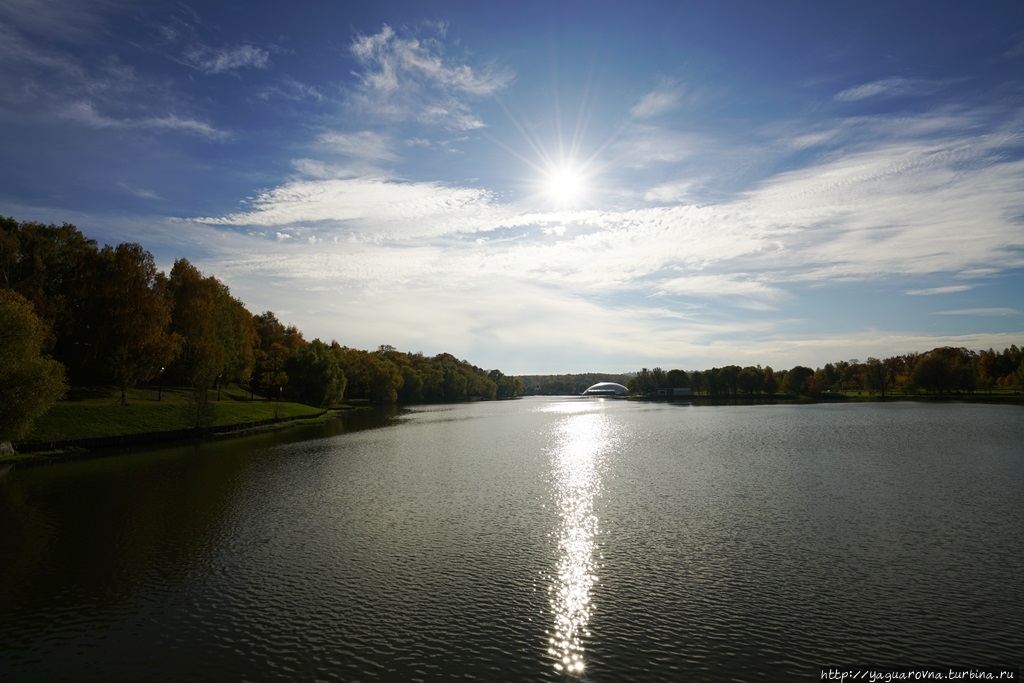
546;166;583;202
544;163;588;206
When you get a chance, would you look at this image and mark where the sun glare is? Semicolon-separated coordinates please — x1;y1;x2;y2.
490;80;606;210
546;166;585;204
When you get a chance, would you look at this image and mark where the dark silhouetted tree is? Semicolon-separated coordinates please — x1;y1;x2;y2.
0;289;67;442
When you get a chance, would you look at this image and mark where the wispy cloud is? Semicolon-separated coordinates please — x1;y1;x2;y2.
0;10;232;140
907;285;974;296
316;131;398;161
0;0;122;43
655;274;787;310
610;125;704;168
932;308;1021;316
255;76;326;103
1002;32;1024;59
644;180;696;203
348;23;513;130
191;177;503;238
62;101;229;139
834;77;954;102
116;182;164;200
630;79;685;119
183;44;270;74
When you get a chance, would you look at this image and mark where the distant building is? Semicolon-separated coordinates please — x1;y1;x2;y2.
581;382;629;397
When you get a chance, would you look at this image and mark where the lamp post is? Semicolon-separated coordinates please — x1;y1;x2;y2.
157;366;165;402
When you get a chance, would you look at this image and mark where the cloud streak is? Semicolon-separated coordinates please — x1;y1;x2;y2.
62;101;228;139
191;177;504;238
834;77;954;102
183;44;270;74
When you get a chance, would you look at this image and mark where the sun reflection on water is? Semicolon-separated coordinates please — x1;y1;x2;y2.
546;407;616;674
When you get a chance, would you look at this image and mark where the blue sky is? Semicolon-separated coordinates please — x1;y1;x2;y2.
2;1;1023;374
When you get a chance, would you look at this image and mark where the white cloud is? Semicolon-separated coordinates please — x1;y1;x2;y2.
906;285;973;296
644;180;695;203
316;131;398;161
290;159;364;180
348;23;513;130
655;274;786;309
610;125;701;167
191;177;505;238
734;113;1024;281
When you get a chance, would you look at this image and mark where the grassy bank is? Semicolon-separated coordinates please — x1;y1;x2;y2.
13;383;329;449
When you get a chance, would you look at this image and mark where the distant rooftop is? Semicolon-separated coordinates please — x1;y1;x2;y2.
581;382;628;396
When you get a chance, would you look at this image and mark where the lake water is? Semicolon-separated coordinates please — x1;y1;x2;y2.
1;398;1022;681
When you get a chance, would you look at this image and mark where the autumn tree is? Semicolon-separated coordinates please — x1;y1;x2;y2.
166;259;257;393
90;243;181;403
0;289;67;443
167;259;224;390
219;294;258;387
254;342;290;399
1;219;100;379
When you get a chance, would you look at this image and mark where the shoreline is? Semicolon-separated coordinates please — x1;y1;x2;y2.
2;409;346;470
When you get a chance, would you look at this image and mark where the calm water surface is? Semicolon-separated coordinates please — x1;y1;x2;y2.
1;398;1022;681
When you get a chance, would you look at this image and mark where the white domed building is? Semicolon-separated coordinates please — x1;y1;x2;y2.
581;382;629;397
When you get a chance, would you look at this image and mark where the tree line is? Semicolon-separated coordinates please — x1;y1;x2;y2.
628;346;1024;398
1;218;521;439
519;373;632;396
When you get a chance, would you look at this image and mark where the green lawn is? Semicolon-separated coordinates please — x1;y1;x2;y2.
20;384;326;443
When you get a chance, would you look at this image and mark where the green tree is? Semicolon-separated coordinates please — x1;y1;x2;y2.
666;369;689;388
489;369;522;398
0;290;67;442
913;354;951;394
784;366;814;395
718;365;741;395
286;339;345;407
689;370;705;396
862;358;893;397
737;366;763;394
